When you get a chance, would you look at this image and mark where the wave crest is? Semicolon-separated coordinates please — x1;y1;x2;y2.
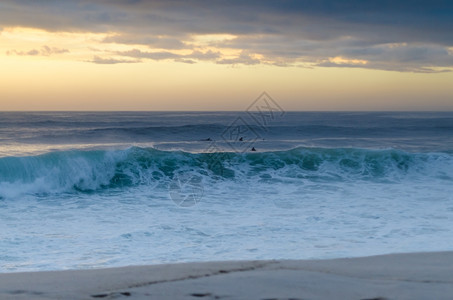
0;147;451;198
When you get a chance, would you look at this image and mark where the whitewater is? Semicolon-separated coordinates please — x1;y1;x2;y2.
0;112;452;272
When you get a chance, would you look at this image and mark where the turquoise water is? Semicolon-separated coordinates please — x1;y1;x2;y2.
0;112;452;272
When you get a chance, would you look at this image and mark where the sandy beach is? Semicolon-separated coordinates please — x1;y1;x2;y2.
1;251;452;299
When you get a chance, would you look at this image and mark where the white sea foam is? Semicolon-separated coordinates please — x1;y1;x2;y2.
0;146;452;272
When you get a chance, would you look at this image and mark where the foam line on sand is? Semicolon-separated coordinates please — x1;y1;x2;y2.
1;252;453;299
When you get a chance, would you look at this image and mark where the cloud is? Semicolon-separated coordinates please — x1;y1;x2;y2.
217;52;261;65
188;50;221;61
89;55;140;64
103;34;188;49
115;49;179;60
174;58;196;64
1;1;452;71
112;49;221;64
314;43;453;72
7;45;69;56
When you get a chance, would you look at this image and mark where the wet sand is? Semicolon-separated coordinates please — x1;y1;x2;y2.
1;251;453;299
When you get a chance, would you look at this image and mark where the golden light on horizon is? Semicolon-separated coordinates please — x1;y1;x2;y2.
328;56;368;65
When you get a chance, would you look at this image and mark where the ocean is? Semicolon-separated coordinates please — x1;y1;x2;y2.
1;111;453;272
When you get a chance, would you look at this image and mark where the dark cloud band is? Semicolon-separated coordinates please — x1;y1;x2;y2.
1;0;452;72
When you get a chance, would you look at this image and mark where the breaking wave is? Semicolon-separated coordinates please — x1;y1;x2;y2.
0;147;451;198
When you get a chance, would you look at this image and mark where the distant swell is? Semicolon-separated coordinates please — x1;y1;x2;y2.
0;147;452;198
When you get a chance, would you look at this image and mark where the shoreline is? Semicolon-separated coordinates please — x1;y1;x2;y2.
1;251;453;299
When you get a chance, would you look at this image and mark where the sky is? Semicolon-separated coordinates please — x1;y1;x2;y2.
0;0;452;111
